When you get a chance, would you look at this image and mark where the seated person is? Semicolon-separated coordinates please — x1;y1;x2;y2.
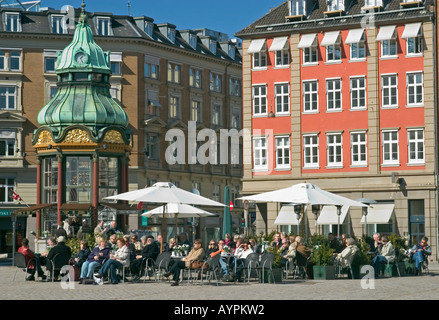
178;232;192;249
130;235;159;281
368;233;381;255
410;236;432;275
18;238;46;281
45;236;72;280
333;238;358;268
233;240;254;281
328;233;343;254
156;234;169;253
209;239;232;281
279;238;290;267
80;238;110;282
94;237;130;284
295;236;313;279
130;235;143;255
371;235;395;277
205;240;218;259
69;240;91;270
164;239;204;286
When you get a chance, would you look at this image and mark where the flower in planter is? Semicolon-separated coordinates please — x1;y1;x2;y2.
223;245;230;254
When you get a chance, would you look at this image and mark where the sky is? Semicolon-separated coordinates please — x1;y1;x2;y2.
34;0;286;39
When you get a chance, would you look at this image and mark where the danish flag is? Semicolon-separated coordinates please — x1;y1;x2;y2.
12;190;22;201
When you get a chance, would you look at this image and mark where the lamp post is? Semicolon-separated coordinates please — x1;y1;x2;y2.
336;205;342;238
356;198;377;237
312;204;321;234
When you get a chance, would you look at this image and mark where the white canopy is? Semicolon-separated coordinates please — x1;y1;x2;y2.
141;203;217;219
320;31;340;46
345;28;365;44
360;203;395;224
298;33;317;48
376;25;396;41
317;205;349;225
401;22;422;39
273;204;305;225
269;36;289;51
247;39;266;54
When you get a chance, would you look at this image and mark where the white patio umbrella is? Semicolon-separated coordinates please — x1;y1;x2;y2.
238;182;368;236
104;182;225;251
141;203;217;219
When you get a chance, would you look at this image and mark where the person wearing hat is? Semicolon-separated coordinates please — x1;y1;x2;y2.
45;236;72;281
130;235;159;281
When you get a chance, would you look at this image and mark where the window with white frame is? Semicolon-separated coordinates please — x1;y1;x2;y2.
270;37;290;67
327;133;343;167
378;26;397;57
303;80;318;112
209;72;222;93
0;130;15;157
327;0;345;11
0;178;15;203
402;23;423;56
275;83;289;114
406;72;423;106
253;137;268;170
167;62;181;84
350;76;366;109
189;68;202;89
381;74;398;108
231;106;241;129
4;13;20;32
326;78;342;111
407;128;424;164
275;136;290;169
364;0;383;7
229;78;241;97
168;95;180;119
190;99;201;123
212;183;221;202
0;50;21;72
290;0;306;16
347;29;366;60
253;85;267;116
351;131;367;166
382;130;399;165
189;33;197;49
96;17;112;36
0;86;16;109
211;104;221;126
253;43;267;68
209;40;217;54
44;50;58;73
144;21;154;37
51;15;66;34
303;38;318;64
303;134;319;168
110;52;122;75
167;28;176;43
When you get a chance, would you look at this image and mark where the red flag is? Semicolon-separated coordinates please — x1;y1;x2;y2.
12;190;22;201
137;202;144;210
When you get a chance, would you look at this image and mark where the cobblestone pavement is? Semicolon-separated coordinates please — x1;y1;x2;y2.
1;261;438;302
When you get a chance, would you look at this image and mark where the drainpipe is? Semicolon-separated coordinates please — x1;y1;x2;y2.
433;9;439;262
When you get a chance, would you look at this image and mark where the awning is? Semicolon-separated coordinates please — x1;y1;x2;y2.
360;203;394;224
101;203;137;211
60;203;93;211
16;203;56;212
345;28;365;44
273;204;306;226
297;33;317;48
320;31;340;46
148;99;161;107
110;52;122;62
317;205;349;225
376;25;396;41
247;39;266;54
401;22;422;39
269;36;289;51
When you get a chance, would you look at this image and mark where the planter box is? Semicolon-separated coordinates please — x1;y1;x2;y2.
352;265;370;279
404;261;415;275
260;268;283;283
313;265;336;280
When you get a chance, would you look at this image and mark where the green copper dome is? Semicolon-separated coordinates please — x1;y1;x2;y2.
37;5;129;138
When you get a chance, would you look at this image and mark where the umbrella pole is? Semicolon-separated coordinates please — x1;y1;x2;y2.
161;204;166;253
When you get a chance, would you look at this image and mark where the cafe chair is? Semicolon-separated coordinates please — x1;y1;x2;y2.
293;251;310;280
200;254;221;286
12;252;33;282
244;253;261;283
50;252;71;282
144;251;172;282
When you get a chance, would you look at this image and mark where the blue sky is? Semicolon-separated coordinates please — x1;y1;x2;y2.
37;0;286;39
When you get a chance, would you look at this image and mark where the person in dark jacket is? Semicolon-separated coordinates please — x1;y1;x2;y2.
79;238;110;281
69;240;91;269
130;236;159;281
46;236;72;280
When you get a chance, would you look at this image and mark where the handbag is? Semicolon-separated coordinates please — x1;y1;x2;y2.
190;260;205;269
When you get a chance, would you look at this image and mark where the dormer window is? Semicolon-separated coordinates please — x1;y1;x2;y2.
209;40;217;54
289;0;306;16
4;12;21;32
167;28;176;43
228;45;235;60
400;0;423;7
144;21;154;37
51;15;66;34
189;33;197;49
96;17;112;36
327;0;345;12
364;0;383;7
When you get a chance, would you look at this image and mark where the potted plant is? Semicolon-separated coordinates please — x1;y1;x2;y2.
309;234;335;280
351;237;372;279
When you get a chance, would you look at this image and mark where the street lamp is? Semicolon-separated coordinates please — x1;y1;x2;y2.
312;204;321;234
336;205;342;238
356;198;377;237
294;204;304;236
